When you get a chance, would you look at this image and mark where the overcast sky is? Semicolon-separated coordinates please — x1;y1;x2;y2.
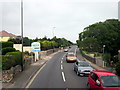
1;0;119;43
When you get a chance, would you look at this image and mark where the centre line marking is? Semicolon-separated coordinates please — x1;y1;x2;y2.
63;54;66;58
62;72;66;82
61;61;63;63
61;65;63;70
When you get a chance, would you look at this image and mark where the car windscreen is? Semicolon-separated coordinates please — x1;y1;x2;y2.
100;76;120;87
78;62;90;67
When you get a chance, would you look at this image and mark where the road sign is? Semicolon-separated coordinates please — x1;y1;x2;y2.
31;42;41;51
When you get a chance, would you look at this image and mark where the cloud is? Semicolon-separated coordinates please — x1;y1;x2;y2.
1;0;119;42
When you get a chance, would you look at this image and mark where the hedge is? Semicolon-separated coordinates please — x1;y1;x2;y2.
0;42;13;49
2;47;16;55
2;51;22;70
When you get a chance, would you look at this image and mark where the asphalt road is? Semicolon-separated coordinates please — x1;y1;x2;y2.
28;46;88;89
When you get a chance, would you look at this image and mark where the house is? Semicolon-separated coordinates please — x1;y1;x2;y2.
0;30;17;42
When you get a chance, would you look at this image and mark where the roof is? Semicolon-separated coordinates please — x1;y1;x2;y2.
92;70;116;77
0;30;16;37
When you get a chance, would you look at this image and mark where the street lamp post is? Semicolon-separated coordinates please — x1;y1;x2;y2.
21;0;24;71
52;27;56;52
103;45;106;67
103;45;105;54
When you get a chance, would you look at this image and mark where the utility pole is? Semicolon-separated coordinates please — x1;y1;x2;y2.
103;45;106;67
21;0;24;71
52;27;56;52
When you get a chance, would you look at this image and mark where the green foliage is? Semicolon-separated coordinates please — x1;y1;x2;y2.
0;42;13;49
2;51;22;70
102;53;111;64
23;37;33;46
81;50;89;54
24;51;29;55
115;61;120;76
2;47;16;55
77;19;120;55
112;55;119;64
94;52;101;57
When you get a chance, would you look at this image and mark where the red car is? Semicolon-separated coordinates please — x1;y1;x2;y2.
87;70;120;90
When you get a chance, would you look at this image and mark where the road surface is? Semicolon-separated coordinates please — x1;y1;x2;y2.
27;46;88;89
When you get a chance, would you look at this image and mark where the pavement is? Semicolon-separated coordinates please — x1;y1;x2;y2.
2;50;60;89
76;49;107;71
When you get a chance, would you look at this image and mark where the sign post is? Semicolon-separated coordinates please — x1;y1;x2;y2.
31;42;41;62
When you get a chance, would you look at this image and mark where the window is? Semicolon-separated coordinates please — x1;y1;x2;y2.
90;73;98;81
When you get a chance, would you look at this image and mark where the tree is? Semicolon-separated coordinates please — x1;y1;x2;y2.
78;19;120;55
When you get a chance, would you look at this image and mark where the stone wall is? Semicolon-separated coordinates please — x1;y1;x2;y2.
95;57;104;67
2;56;33;83
82;54;104;67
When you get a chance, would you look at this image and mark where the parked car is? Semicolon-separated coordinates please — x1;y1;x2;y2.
66;53;77;62
73;60;94;76
87;70;120;90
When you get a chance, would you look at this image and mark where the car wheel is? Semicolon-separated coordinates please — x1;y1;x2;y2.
87;83;91;90
76;70;80;76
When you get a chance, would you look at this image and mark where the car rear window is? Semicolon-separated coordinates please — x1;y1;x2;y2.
100;76;120;87
78;62;90;67
67;54;75;57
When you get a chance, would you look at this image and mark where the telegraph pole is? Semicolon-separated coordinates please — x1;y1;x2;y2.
21;0;24;71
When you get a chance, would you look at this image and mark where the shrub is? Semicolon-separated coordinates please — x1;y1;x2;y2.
0;42;13;49
115;61;120;76
102;53;111;65
24;51;29;55
2;52;22;70
112;55;119;64
6;51;22;65
81;50;89;54
2;47;16;55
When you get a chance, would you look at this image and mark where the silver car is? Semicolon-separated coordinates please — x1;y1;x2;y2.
73;60;94;76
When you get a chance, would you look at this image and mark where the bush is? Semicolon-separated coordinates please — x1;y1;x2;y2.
2;47;16;55
24;51;29;55
112;55;119;64
94;52;101;57
81;50;89;54
2;52;22;70
115;61;120;76
102;53;111;64
0;42;13;49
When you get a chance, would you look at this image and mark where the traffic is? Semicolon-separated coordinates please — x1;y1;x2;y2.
64;46;120;90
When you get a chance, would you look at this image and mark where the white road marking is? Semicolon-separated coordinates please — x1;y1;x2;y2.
61;60;63;63
62;58;63;60
25;63;46;88
63;54;66;58
62;72;66;82
61;65;63;70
